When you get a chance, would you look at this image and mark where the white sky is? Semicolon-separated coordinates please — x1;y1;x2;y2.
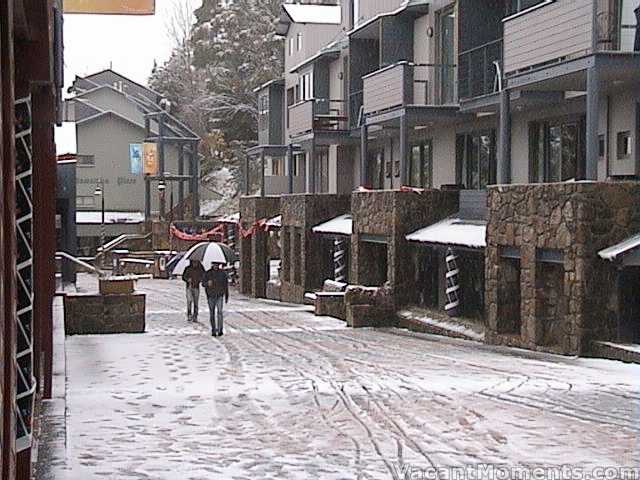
62;0;200;89
57;0;201;155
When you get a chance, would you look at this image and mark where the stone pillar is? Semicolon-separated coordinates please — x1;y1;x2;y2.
360;123;368;187
251;231;269;298
399;115;409;186
585;65;600;180
498;88;511;184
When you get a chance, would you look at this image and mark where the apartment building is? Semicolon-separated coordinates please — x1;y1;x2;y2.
241;0;640;359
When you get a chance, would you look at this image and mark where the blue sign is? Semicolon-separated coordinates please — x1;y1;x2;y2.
129;143;142;174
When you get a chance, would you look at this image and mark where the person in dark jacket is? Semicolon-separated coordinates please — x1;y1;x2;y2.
182;259;205;322
203;263;229;336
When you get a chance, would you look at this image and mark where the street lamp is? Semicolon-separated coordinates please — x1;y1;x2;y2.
93;180;105;268
158;180;166;221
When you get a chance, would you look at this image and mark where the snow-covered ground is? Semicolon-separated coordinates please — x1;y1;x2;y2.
36;276;640;479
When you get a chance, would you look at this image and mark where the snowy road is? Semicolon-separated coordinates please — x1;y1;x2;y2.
39;277;640;479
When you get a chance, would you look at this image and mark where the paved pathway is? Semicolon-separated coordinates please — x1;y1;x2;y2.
36;276;640;479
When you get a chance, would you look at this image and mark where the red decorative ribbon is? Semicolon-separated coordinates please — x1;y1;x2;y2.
170;224;225;242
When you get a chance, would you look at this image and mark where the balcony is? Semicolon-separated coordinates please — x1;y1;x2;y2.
458;39;503;100
362;62;457;117
503;0;639;77
287;98;348;138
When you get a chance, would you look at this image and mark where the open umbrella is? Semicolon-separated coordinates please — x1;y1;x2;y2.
173;242;237;275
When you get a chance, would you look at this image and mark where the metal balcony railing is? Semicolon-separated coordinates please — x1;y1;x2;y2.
288;98;348;137
458;39;503;100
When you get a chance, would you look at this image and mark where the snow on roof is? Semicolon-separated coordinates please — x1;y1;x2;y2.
217;212;240;224
312;214;352;236
406;218;487;249
599;233;640;261
266;215;282;228
76;211;145;225
55;122;77;155
282;4;341;24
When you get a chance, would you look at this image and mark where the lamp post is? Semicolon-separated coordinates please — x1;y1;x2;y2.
93;180;105;269
158;180;166;221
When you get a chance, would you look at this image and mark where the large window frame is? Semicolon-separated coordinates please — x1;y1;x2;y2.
505;0;554;19
529;115;585;183
456;130;496;190
315;147;330;193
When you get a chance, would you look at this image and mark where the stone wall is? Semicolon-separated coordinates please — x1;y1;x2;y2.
239;196;281;298
486;182;640;355
280;194;351;304
64;293;146;335
351;190;459;308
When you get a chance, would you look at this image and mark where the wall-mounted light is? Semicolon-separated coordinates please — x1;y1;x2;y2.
338;72;344;80
426;26;434;38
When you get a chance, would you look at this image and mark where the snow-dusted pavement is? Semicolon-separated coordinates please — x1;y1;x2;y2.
40;277;640;479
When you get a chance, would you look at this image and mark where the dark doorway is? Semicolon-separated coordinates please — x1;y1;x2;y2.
619;267;640;343
535;262;566;347
412;247;439;307
359;241;388;287
497;257;522;335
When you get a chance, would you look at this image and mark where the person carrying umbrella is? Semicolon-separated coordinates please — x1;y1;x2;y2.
182;259;205;322
203;263;229;337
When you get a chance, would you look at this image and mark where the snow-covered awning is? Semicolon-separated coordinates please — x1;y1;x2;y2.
76;211;144;224
348;0;429;38
277;4;341;35
217;212;240;224
406;218;487;249
266;215;282;229
599;233;640;262
282;4;341;24
312;214;352;236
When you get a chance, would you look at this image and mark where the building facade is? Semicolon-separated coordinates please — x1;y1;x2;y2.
242;0;640;358
65;70;200;251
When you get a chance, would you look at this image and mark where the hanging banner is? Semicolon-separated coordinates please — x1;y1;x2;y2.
170;224;225;242
143;142;158;175
63;0;155;15
129;143;142;175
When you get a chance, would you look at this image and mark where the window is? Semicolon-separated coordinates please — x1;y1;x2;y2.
299;73;313;101
296;32;303;51
289;37;294;56
456;131;496;190
271;156;285;176
617;131;632;159
315;147;330;193
599;134;606;159
77;154;95;167
293;152;305;177
258;94;269;130
409;140;433;188
529;117;585;183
